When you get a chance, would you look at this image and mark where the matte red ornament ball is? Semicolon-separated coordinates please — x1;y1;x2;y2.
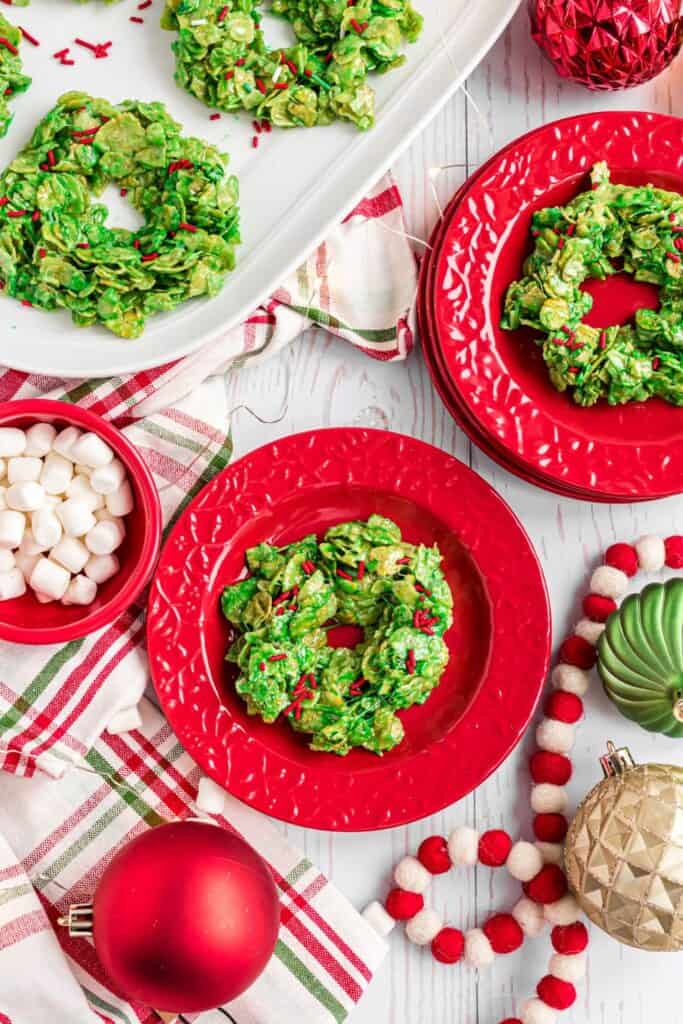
385;888;424;920
478;829;512;867
483;914;524;954
529;751;572;786
582;593;617;622
92;821;280;1014
559;634;596;669
551;921;589;954
537;974;577;1010
665;535;683;569
545;691;583;723
523;864;568;905
418;835;451;874
534;813;568;843
529;0;683;92
605;542;639;576
431;927;465;964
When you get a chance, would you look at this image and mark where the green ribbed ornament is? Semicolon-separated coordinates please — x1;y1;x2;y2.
598;579;683;738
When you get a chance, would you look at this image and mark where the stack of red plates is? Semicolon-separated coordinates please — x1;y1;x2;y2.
417;111;683;502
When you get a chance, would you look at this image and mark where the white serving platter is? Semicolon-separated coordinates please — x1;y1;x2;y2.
0;0;520;377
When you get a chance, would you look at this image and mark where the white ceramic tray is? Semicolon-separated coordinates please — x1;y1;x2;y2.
0;0;521;377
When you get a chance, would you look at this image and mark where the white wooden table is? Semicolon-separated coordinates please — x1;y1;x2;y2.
181;11;683;1023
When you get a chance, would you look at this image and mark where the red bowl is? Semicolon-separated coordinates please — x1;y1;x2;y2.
0;399;162;644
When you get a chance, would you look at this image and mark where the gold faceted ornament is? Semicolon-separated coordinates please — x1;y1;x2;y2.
564;742;683;952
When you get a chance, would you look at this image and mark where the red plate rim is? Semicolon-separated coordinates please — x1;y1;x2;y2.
147;428;551;831
430;110;683;500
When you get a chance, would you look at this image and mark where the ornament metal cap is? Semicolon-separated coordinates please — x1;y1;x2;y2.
599;740;635;778
57;902;94;937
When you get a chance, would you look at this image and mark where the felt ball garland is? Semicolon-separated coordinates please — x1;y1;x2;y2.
367;534;683;1022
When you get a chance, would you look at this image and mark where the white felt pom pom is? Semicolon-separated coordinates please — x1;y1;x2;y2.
635;534;665;572
531;784;568;815
520;998;557;1024
464;928;494;968
589;564;628;600
196;776;228;816
447;826;479;866
405;908;442;946
544;894;581;927
550;952;586;984
536;718;575;755
507;841;544;882
512;897;546;937
362;900;395;938
0;567;26;600
394;856;431;894
574;618;604;646
535;842;564;866
551;663;589;696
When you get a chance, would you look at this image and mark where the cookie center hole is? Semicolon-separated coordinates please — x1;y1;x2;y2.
97;184;145;233
581;272;660;329
259;9;297;50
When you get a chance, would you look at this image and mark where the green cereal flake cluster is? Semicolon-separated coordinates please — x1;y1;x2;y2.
221;515;453;756
502;162;683;407
161;0;423;131
0;92;240;338
0;16;31;140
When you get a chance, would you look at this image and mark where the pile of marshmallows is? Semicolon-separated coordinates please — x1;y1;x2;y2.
0;422;133;606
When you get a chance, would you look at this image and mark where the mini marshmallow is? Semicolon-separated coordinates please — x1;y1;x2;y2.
50;536;90;574
85;518;124;555
405;909;442;946
105;480;134;517
90;458;126;495
531;783;569;815
41;453;73;495
8;456;42;484
66;474;104;510
362;901;396;939
35;591;55;604
464;928;495;968
574;618;604;646
552;663;589;696
84;553;120;584
70;432;114;469
447;826;480;866
549;952;586;984
52;426;82;461
507;841;544;882
544;894;581;927
57;499;96;539
24;422;56;458
31;508;62;550
30;557;70;600
62;574;97;606
20;529;47;556
0;549;14;572
520;998;557;1024
7;481;45;513
512;897;546;938
635;534;666;572
0;428;26;457
14;550;39;581
0;510;25;549
536;718;575;755
394;856;431;894
0;567;26;600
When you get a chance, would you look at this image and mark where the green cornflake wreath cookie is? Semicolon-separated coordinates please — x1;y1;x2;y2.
0;91;240;338
0;15;31;140
221;515;453;756
502;162;683;407
161;0;423;131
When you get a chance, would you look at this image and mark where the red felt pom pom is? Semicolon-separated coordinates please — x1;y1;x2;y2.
523;864;568;905
478;829;513;867
385;888;424;921
431;927;465;964
551;921;589;954
418;836;451;874
537;975;577;1011
559;634;597;669
483;913;524;954
605;543;638;577
582;593;617;623
529;751;572;786
665;535;683;569
545;691;583;724
534;813;568;843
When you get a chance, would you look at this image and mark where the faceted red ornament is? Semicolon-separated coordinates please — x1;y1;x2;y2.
92;821;280;1014
529;0;683;91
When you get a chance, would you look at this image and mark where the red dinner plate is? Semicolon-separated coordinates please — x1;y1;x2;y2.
431;111;683;500
147;429;551;831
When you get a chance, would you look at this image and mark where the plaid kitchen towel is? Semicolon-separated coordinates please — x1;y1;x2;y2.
0;698;388;1024
0;172;417;779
